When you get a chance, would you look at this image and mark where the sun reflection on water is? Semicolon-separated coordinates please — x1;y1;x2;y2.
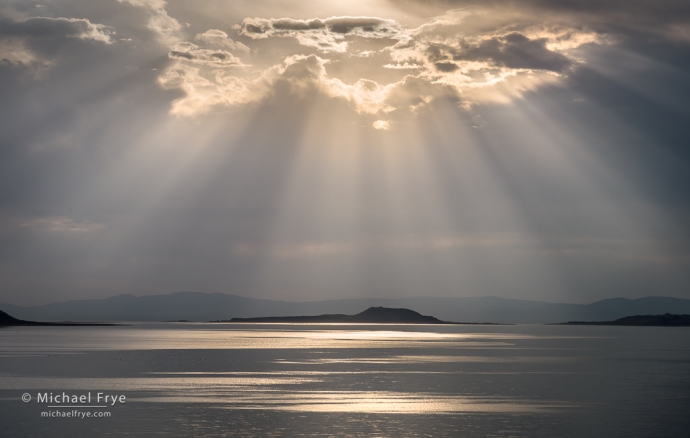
0;325;533;352
0;325;587;416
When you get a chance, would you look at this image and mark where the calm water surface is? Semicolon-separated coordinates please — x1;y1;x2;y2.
1;323;689;437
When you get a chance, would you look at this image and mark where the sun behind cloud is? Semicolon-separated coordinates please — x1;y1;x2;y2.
373;120;390;130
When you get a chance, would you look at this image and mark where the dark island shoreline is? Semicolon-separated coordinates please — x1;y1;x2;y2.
212;306;508;325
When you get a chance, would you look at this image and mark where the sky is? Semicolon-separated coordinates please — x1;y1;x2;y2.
1;0;689;306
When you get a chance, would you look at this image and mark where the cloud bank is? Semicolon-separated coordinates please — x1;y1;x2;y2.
159;8;607;116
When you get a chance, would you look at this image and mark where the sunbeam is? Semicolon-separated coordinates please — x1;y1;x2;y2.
1;0;688;304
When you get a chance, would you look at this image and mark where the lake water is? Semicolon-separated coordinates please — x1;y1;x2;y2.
1;323;689;437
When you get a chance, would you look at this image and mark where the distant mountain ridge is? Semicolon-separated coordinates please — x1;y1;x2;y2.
2;292;690;324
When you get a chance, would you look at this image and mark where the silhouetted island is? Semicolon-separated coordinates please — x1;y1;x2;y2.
557;313;690;326
215;306;499;324
0;309;117;326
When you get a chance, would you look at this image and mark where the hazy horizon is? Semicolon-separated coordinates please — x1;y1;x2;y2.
1;0;689;306
4;289;690;308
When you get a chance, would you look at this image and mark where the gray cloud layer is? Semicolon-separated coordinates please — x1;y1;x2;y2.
240;16;400;37
168;42;244;66
0;16;111;41
427;33;574;73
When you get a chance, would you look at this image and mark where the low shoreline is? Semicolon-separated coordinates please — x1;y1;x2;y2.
553;313;690;327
